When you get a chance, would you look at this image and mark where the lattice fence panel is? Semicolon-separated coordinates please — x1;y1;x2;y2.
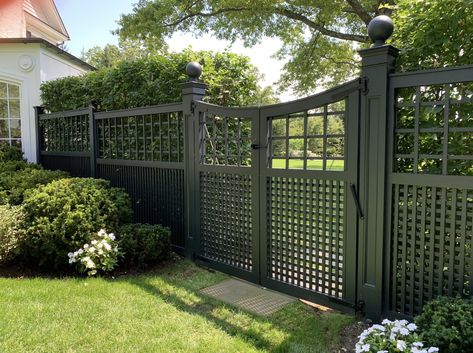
390;184;473;315
200;171;253;271
40;114;89;152
267;176;345;298
97;112;184;162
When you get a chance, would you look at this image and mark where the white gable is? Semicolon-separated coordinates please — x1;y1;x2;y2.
24;0;69;43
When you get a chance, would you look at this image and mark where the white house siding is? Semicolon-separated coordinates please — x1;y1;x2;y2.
0;43;87;162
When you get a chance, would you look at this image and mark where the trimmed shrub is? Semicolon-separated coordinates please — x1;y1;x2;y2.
21;178;133;269
0;167;69;205
0;205;25;263
416;296;473;353
0;143;23;162
0;160;36;172
118;223;171;269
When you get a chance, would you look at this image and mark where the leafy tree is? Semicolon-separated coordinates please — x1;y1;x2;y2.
115;0;390;94
42;48;277;110
81;42;154;69
116;0;473;93
393;0;473;71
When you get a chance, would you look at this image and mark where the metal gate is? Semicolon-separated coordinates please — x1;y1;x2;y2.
194;80;362;309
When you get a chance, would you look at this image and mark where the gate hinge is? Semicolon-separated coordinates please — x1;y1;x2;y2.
190;101;197;114
359;77;369;95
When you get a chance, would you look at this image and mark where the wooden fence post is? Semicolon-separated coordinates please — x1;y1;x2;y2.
89;102;97;178
181;63;207;258
33;106;45;164
357;15;399;320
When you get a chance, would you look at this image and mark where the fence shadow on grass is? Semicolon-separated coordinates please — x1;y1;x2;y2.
125;270;350;353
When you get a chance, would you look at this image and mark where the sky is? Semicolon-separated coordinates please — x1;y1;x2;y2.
55;0;295;101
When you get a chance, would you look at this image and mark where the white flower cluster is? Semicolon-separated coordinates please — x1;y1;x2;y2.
355;319;439;353
68;229;119;276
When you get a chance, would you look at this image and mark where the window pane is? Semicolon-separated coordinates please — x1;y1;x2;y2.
8;84;19;98
0;83;6;99
0;120;8;138
9;99;20;118
0;100;7;119
10;119;21;138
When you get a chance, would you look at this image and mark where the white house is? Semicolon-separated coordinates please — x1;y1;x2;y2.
0;0;93;162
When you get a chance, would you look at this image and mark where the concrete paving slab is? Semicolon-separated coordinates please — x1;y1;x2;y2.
200;278;296;316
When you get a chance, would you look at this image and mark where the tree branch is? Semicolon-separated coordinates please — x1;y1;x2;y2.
274;7;370;43
163;4;370;43
345;0;373;25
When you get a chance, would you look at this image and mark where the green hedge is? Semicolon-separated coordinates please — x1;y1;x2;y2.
416;296;473;353
21;178;133;269
0;167;69;205
0;205;25;264
0;143;23;162
40;50;265;111
118;223;171;269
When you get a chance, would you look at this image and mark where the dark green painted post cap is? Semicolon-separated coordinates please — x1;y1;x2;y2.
186;62;203;82
368;15;394;47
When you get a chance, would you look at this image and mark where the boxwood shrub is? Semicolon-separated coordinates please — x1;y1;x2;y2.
21;178;133;269
0;143;23;162
0;167;69;205
118;223;171;269
0;205;25;264
416;296;473;353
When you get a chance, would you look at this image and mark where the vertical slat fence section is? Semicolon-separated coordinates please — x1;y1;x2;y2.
387;66;473;317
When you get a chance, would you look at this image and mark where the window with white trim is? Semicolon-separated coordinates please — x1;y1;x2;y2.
0;81;21;147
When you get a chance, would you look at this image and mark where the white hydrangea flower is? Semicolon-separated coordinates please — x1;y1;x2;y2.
104;242;112;251
427;348;439;353
396;340;407;351
407;323;417;331
108;233;116;241
91;240;98;245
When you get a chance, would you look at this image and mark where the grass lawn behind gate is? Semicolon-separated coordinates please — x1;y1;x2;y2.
0;259;353;353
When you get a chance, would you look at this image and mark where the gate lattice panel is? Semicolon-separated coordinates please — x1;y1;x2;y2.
200;171;253;271
266;177;345;297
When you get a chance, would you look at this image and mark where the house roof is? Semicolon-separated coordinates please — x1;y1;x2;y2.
24;0;70;40
0;38;96;71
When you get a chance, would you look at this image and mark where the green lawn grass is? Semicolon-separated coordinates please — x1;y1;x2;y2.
272;159;345;171
0;259;353;353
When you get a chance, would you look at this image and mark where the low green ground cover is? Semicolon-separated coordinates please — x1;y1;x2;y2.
0;260;353;353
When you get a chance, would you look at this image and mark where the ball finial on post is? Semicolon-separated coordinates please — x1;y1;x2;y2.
367;15;394;47
186;62;203;82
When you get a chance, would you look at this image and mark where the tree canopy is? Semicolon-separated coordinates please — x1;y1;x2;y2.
115;0;473;94
116;0;390;94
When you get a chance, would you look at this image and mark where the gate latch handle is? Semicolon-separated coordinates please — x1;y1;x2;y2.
350;183;364;220
251;143;267;150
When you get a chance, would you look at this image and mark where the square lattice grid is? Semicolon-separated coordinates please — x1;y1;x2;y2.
391;184;473;315
97;112;183;162
199;113;252;167
268;100;346;171
267;176;345;298
394;83;473;175
200;171;253;271
40;114;89;152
